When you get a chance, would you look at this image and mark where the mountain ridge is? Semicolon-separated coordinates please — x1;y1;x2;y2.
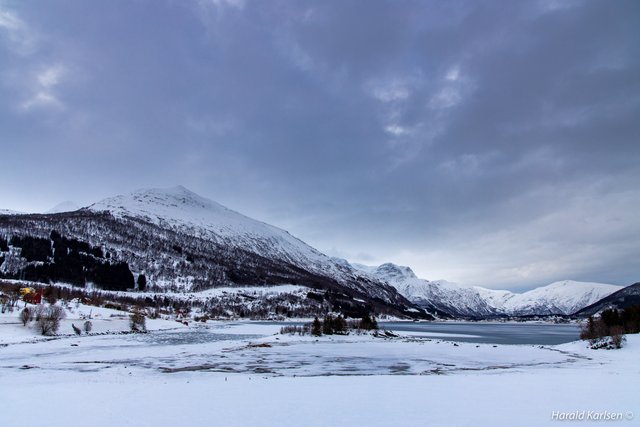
573;282;640;317
353;262;623;318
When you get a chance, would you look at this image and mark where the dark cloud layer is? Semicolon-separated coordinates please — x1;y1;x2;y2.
1;0;638;289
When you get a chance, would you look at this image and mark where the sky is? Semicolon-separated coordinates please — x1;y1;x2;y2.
0;0;638;290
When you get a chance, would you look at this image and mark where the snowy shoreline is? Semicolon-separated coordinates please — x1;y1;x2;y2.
1;308;638;427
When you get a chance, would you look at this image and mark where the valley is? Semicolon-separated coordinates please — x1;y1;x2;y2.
1;186;638;427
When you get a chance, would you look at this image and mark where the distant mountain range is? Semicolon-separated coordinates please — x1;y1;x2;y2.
352;263;624;318
0;186;633;319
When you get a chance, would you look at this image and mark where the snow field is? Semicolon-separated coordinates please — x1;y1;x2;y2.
2;336;638;427
1;316;638;427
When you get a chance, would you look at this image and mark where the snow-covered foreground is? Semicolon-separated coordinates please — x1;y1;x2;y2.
1;318;638;427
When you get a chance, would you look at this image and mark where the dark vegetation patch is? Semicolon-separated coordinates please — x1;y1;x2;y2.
580;304;640;349
1;230;132;291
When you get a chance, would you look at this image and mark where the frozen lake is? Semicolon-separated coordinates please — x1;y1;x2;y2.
379;321;581;345
257;320;581;345
120;321;580;349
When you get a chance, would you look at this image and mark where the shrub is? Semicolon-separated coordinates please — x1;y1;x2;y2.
579;316;597;341
20;307;33;326
333;315;347;334
610;326;625;349
311;317;322;336
303;314;378;337
35;305;66;336
84;320;93;333
322;314;335;335
130;310;146;332
359;314;378;331
72;323;82;335
280;324;310;335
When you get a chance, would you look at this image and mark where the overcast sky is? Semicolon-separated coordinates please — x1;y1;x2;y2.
1;0;638;290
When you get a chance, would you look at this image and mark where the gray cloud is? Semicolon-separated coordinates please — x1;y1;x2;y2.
0;0;638;289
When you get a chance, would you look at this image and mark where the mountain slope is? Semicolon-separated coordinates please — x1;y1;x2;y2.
573;282;640;317
362;263;499;318
87;186;331;271
355;263;622;318
0;186;420;318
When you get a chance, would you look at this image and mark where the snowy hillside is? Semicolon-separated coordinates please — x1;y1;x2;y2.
0;186;417;317
354;263;622;317
573;282;640;317
87;186;328;269
499;280;623;316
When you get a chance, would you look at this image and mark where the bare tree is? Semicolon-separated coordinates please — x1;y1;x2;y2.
35;305;66;336
129;310;146;332
610;326;625;349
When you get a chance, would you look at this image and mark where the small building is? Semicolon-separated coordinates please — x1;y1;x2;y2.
21;288;42;304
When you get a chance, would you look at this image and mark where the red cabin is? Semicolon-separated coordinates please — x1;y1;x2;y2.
23;290;43;304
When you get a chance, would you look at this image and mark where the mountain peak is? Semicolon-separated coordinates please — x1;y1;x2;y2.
88;186;230;218
86;186;330;266
529;280;621;294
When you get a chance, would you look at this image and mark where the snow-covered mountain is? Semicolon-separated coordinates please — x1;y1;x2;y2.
84;186;399;299
354;263;623;317
0;186;419;318
87;186;332;272
355;263;501;317
497;280;623;316
2;186;622;319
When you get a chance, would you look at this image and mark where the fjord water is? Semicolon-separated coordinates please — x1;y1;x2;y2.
380;321;581;345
